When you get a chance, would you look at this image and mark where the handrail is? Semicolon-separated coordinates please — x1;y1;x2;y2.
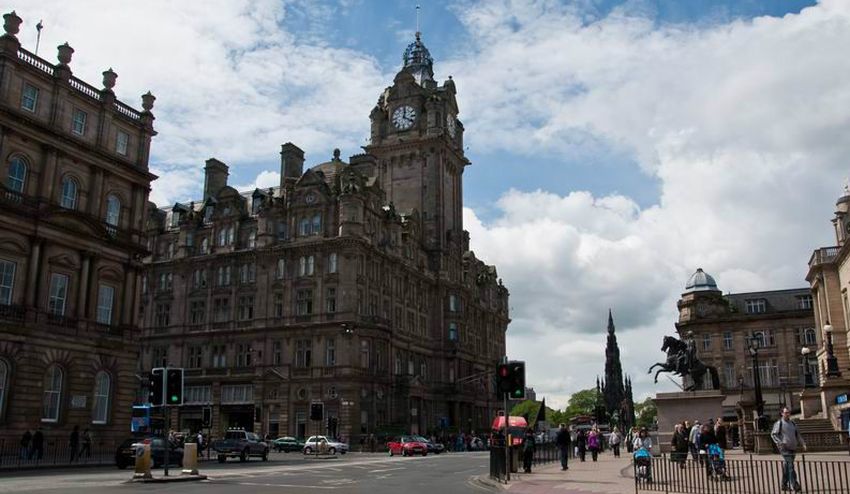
17;48;54;76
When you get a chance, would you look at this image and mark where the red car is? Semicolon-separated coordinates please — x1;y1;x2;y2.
387;436;428;457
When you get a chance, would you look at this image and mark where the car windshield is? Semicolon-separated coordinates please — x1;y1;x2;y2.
413;436;429;443
247;433;259;441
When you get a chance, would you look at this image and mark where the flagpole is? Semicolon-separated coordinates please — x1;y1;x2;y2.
35;20;43;56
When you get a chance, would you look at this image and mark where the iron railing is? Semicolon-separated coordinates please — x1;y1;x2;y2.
489;441;560;483
634;453;850;494
0;438;117;470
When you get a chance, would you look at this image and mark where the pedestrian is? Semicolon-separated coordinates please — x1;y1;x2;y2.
522;428;536;473
588;428;601;462
69;425;80;463
671;423;689;469
80;428;92;459
625;427;635;454
688;420;701;464
771;406;806;493
610;427;622;458
570;427;578;458
576;429;587;462
369;433;377;453
714;417;727;450
196;431;204;457
632;428;654;482
555;423;571;471
20;429;32;460
698;423;718;477
32;428;44;460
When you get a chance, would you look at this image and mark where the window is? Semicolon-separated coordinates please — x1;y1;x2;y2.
273;341;282;365
188;346;203;368
200;237;209;254
0;259;15;305
449;294;459;312
326;339;336;366
295;339;312;368
213;298;230;322
273;293;284;318
702;333;711;351
236;343;252;367
92;371;110;424
326;287;336;313
221;384;253;404
60;177;78;209
745;298;766;314
276;221;288;241
192;269;207;289
152;346;168;367
239;263;255;284
170;211;181;229
218;228;227;247
227;226;235;245
204;206;214;224
394;355;402;375
420;361;427;379
211;345;227;368
311;214;322;235
71;109;87;135
115;130;129;156
296;289;313;315
803;328;817;346
216;266;231;286
723;362;736;388
275;258;285;280
0;359;6;419
238;296;254;321
158;272;172;292
298;256;315;276
105;195;121;232
327;253;338;274
798;295;813;310
408;359;414;375
448;322;458;341
723;331;733;350
299;217;310;236
7;157;27;194
42;365;63;422
184;385;211;404
189;300;205;324
154;303;170;327
360;340;370;369
47;273;69;316
21;83;38;112
247;231;256;249
96;285;115;325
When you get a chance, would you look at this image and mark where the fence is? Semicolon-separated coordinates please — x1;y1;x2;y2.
635;453;850;494
0;438;117;470
490;441;560;482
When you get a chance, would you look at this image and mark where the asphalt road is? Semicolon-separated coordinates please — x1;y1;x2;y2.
0;451;495;494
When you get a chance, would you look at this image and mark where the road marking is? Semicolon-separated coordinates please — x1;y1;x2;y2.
368;466;406;473
237;482;338;489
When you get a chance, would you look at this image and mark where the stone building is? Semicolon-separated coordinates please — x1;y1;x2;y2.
804;187;850;430
0;11;156;444
675;268;816;423
139;32;509;440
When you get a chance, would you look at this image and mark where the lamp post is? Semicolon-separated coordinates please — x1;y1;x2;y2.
748;335;765;430
802;347;814;387
824;322;841;377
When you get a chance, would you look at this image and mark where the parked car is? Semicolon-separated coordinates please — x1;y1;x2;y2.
212;429;269;463
412;435;444;454
302;436;349;455
272;436;305;453
387;436;428;457
115;436;183;469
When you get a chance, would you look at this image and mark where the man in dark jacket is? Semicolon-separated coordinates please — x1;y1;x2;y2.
32;428;44;460
576;429;587;462
714;418;728;449
69;426;80;463
555;424;571;471
671;423;689;469
522;428;536;473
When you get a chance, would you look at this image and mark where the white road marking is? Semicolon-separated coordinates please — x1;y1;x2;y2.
368;466;406;473
237;481;338;489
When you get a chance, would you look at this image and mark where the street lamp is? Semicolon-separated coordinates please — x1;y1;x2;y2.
824;322;841;377
748;335;765;430
801;347;814;388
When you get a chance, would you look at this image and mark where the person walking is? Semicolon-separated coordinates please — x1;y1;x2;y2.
69;426;80;463
80;429;92;460
698;422;718;477
588;428;601;462
714;418;727;450
771;407;806;493
633;428;654;482
688;420;701;465
555;423;571;471
20;430;32;460
576;429;587;462
610;427;622;458
522;428;536;473
671;423;689;469
32;428;44;460
625;427;636;454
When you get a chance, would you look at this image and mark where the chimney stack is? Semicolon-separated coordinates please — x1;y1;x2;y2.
204;158;229;200
280;142;305;187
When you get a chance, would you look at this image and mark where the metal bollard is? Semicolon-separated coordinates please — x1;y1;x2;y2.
133;443;152;480
182;443;199;475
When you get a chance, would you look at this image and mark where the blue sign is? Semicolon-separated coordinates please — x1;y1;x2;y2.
836;393;848;405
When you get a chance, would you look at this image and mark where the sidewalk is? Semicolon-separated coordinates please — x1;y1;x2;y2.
480;453;636;494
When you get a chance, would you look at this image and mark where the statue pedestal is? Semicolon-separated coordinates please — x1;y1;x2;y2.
653;390;725;453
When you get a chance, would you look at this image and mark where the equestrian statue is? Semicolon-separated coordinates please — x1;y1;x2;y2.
647;331;719;391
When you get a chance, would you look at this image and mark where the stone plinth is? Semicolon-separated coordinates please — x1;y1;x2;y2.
653;390;725;453
799;388;823;418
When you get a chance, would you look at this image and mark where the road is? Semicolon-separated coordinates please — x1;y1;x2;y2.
0;451;495;494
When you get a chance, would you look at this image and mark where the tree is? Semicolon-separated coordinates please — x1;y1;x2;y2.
563;388;599;421
634;397;657;429
510;400;540;419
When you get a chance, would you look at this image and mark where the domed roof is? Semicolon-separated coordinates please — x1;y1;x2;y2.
309;149;346;185
684;268;719;293
402;33;434;85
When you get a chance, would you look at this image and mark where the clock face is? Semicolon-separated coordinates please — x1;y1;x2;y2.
446;115;456;138
305;192;316;205
392;105;416;130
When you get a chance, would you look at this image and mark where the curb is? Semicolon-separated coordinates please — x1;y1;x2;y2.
129;474;208;483
473;474;506;491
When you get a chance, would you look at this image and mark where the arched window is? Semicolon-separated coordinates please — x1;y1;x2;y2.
60;177;78;210
92;371;110;424
804;328;817;346
200;237;209;254
42;365;63;422
105;195;120;234
0;359;8;419
7;157;27;193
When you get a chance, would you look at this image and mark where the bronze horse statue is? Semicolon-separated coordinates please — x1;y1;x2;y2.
648;335;719;391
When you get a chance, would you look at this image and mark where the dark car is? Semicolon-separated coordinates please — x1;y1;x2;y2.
272;436;305;453
115;437;183;469
413;435;445;454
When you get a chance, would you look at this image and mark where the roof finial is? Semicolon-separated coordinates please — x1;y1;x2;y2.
415;4;421;40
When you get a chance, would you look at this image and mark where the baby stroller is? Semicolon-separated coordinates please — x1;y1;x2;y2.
634;448;652;482
707;444;729;481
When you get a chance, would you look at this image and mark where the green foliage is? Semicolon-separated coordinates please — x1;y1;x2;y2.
563;388;599;420
509;400;541;419
634;397;657;428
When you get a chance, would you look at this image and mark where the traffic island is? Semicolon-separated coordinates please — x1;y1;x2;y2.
130;474;208;483
302;454;340;460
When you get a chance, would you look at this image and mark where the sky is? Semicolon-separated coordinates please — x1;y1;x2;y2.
15;0;849;409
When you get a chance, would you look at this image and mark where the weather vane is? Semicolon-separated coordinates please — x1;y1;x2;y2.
35;19;43;56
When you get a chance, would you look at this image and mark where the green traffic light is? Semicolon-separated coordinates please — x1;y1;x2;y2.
171;395;178;402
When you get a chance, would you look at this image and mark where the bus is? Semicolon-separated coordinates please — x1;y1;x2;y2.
131;405;165;434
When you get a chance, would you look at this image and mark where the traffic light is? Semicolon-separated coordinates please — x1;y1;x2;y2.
165;368;184;406
496;363;511;394
495;361;526;399
310;402;324;421
149;368;164;406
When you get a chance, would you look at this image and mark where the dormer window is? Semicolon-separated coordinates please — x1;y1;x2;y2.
204;206;214;224
252;196;262;214
171;212;181;228
745;299;766;314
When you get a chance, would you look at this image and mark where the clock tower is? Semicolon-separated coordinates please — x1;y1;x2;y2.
366;32;468;268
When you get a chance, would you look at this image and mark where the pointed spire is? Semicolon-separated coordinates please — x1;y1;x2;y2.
607;308;615;334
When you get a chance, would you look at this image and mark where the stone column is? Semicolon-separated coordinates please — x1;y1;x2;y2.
77;253;91;319
89;168;104;218
122;266;136;325
39;148;58;202
24;239;42;308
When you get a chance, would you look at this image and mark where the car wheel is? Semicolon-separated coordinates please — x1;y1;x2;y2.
304;447;312;455
239;449;248;462
328;447;336;455
218;455;226;463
